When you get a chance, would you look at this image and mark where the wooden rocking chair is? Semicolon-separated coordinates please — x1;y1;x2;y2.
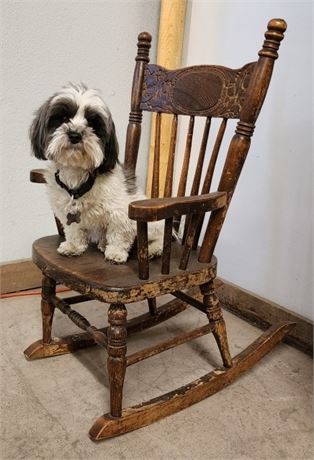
24;19;294;441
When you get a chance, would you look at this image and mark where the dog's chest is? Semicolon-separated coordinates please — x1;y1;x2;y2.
48;174;128;227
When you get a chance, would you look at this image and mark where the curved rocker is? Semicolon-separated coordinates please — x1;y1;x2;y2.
89;321;294;441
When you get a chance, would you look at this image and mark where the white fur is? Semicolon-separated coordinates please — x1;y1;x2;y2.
32;84;164;263
45;163;163;263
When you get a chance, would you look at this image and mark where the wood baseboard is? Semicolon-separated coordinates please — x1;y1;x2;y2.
0;259;42;294
1;258;312;356
215;279;313;357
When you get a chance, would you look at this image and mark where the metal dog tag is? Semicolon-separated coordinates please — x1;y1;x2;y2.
66;211;81;225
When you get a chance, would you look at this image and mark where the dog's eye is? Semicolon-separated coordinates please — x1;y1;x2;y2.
87;114;103;133
48;113;70;130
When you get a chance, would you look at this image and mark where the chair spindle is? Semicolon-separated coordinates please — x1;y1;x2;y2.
151;112;161;198
177;116;195;197
192;118;228;249
161;217;173;274
191;117;212;196
179;214;201;270
163;114;178;198
137;221;149;279
148;298;158;315
182;117;211;244
174;116;195;232
201;118;227;194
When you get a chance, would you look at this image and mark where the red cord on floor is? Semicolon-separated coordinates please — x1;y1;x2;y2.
0;287;71;299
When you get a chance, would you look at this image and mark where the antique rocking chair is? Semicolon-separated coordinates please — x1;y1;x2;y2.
24;19;294;441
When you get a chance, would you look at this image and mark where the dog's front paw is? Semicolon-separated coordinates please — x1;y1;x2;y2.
97;240;107;254
148;239;163;260
105;245;129;264
57;241;87;257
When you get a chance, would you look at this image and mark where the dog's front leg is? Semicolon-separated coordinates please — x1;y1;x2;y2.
57;224;88;256
104;218;136;264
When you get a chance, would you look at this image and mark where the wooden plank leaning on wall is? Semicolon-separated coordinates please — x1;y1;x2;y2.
146;0;187;197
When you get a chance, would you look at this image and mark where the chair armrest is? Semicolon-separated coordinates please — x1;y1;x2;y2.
129;192;227;222
30;169;47;183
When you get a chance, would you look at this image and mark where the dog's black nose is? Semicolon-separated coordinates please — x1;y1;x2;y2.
68;130;82;144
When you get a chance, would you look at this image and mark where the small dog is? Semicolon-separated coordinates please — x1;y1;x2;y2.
30;83;163;263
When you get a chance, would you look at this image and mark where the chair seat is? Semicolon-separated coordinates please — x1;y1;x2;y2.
33;235;217;304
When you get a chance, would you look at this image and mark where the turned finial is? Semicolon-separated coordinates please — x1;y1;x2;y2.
259;18;287;59
136;31;152;62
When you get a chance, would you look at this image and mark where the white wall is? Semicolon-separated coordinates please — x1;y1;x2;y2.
0;0;159;261
182;1;313;319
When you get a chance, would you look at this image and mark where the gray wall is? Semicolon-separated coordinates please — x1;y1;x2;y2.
181;1;313;319
0;0;160;261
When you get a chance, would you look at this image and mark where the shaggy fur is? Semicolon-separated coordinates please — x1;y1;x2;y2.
30;83;163;263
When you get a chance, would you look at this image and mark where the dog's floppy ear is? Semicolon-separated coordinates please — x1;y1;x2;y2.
29;98;51;160
98;120;119;174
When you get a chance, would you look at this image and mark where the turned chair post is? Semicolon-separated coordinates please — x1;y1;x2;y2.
199;18;287;263
41;276;56;344
124;32;152;172
107;304;127;418
200;281;232;368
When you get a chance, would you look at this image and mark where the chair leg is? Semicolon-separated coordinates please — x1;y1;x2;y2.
41;276;56;344
107;303;127;418
147;298;158;315
200;281;233;368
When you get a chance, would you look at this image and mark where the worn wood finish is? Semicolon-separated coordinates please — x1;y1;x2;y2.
136;221;149;280
124;32;152;171
179;213;202;270
163;114;178;197
161;217;173;274
25;20;290;441
129;191;227;221
107;304;127;417
177;116;195;197
151;112;161;198
201;281;233;368
24;295;189;360
191;117;212;195
127;323;213;366
41;276;56;344
22;281;311;361
192;118;228;249
147;297;158;315
32;235;217;303
51;296;107;348
172;290;207;314
89;321;295;441
202;118;227;195
181;116;211;243
199;19;287;263
30;168;46;183
141;63;255;117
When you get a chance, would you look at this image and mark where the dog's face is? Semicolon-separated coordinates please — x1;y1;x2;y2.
30;83;118;172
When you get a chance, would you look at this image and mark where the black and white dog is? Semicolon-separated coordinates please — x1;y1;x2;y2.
30;83;163;263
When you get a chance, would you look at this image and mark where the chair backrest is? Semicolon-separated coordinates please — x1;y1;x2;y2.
125;19;287;266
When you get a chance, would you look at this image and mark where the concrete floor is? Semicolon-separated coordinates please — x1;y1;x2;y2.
0;291;313;460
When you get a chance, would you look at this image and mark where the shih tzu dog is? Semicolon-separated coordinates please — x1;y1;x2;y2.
30;83;163;263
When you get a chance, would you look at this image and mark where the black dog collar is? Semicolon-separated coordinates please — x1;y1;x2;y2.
55;170;96;199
